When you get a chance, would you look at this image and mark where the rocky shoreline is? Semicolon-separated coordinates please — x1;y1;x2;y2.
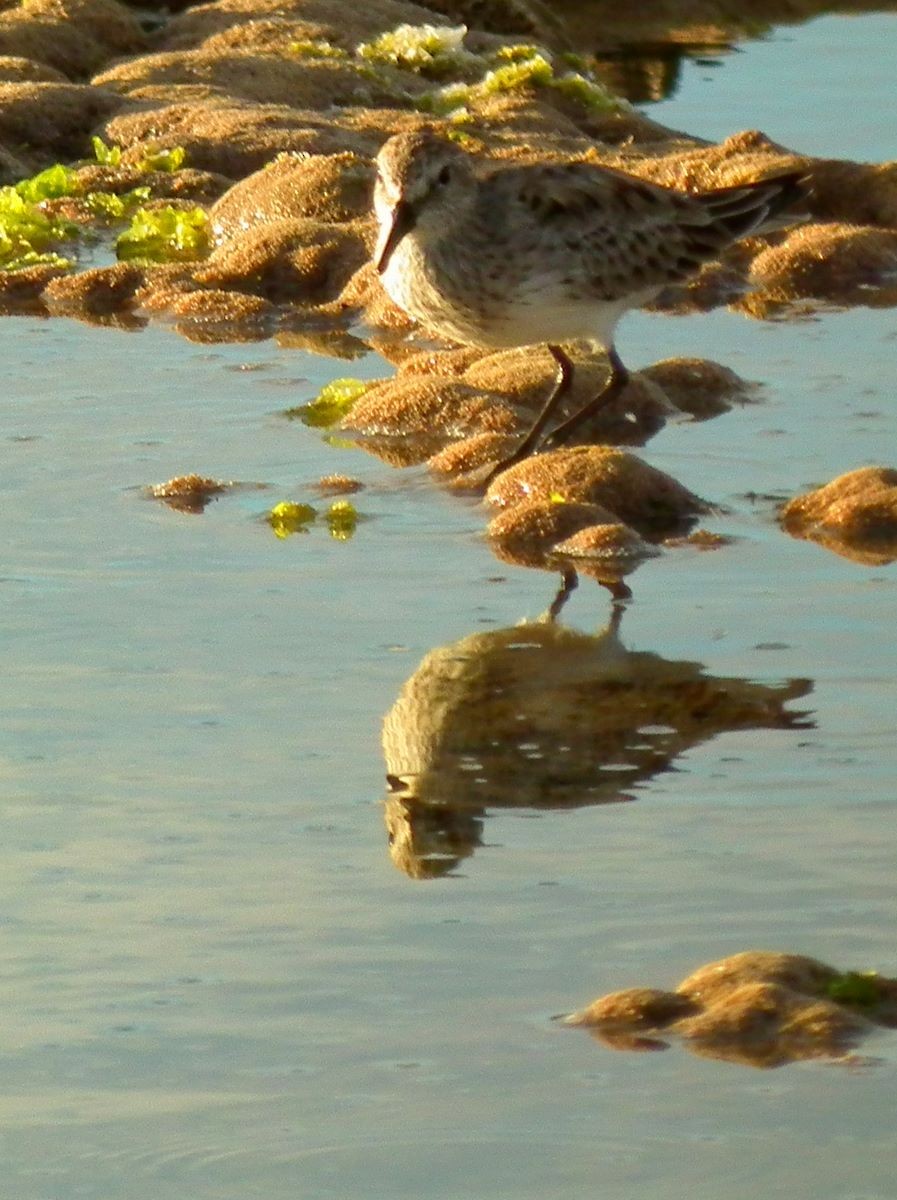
2;0;896;567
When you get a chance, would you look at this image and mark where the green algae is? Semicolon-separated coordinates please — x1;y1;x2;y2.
115;206;210;264
289;39;349;60
91;135;122;167
0;186;77;271
290;377;370;428
281;22;624;118
268;501;317;539
484;51;555;92
826;971;883;1008
1;144;196;274
417;43;623;118
15;164;80;205
140;146;187;173
492;44;543;64
357;23;476;79
94;136;188;176
84;187;151;220
551;71;621;112
326;500;358;541
266;499;360;540
444;127;479;147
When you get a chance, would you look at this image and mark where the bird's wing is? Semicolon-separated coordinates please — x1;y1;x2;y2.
487;160;802;297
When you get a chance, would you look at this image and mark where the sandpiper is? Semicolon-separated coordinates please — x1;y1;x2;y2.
373;130;805;478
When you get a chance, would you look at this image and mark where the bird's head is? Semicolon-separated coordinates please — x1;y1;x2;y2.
373;131;475;273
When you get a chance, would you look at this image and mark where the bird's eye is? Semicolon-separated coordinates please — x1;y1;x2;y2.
437;165;451;186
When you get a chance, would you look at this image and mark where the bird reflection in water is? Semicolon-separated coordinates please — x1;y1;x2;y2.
383;609;812;878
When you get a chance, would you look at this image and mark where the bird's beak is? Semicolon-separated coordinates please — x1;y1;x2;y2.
374;199;416;274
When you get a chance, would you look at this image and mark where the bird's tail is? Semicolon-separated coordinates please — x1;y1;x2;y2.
694;170;809;241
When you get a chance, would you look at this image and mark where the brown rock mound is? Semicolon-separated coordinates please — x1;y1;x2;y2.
93;47;424;110
746;222;897;310
195;217;370;304
780;466;897;565
0;0;146;78
566;950;897;1068
486;445;709;540
210;152;375;240
0;82;126;159
104;99;392;179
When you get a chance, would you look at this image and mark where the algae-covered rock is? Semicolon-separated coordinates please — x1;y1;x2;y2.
746;222;897;309
146;473;233;513
168;287;277;342
43;262;147;317
808;158;897;230
0;0;146;78
486;495;659;603
462;346;673;447
210;152;375;240
486;445;709;539
0;260;67;314
780;466;897;565
104;100;386;179
565;950;897;1069
195;216;369;304
638;357;758;420
342;374;519;438
487;497;623;567
0;82;126;160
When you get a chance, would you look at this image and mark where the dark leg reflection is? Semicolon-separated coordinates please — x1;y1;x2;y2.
381;608;813;878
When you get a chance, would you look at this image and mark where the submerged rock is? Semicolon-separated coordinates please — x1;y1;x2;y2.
565;950;897;1068
780;466;897;565
146;473;234;513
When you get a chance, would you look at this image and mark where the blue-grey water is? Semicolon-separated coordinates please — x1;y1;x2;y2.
2;11;897;1200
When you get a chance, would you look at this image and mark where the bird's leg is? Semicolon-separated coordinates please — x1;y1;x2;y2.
540;345;630;450
481;344;573;486
546;566;578;622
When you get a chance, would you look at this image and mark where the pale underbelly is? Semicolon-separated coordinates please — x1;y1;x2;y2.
381;245;654;350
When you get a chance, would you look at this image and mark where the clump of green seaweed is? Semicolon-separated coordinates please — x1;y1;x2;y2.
326;500;359;540
357;23;479;79
268;501;317;539
287;23;622;117
267;499;359;540
419;45;622;117
825;971;885;1008
116;206;210;264
0;140;200;275
287;378;370;428
289;39;350;60
0;186;76;271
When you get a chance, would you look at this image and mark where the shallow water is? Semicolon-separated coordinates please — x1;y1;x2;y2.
650;11;897;160
2;10;897;1200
